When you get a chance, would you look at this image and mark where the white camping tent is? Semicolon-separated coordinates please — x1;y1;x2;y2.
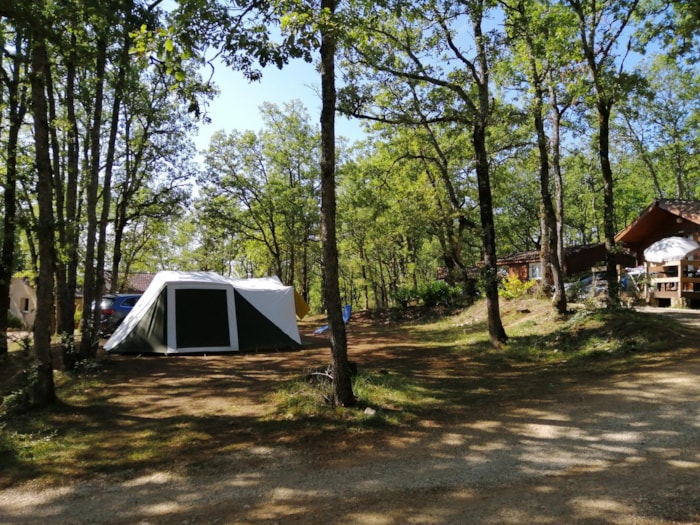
104;271;301;354
643;236;700;263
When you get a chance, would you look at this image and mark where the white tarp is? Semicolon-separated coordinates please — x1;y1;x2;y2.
643;236;700;263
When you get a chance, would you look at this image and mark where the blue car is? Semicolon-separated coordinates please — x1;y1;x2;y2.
99;294;141;334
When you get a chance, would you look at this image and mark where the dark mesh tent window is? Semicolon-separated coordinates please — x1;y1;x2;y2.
175;289;230;348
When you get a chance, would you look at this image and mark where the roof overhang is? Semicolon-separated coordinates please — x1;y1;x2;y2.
616;200;700;245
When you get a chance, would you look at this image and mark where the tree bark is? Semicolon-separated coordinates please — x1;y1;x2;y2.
0;30;28;355
567;0;636;308
473;13;507;346
320;0;355;407
56;31;81;364
527;71;566;315
29;25;56;406
535;112;566;314
78;40;107;358
95;30;130;332
547;76;567;279
597;101;620;306
474;119;508;346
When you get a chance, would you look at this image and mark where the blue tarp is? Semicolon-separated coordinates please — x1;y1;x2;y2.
313;305;352;334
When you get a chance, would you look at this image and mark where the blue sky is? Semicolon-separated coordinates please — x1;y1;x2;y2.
194;58;365;153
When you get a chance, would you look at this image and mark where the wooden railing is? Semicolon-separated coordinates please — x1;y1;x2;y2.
646;259;700;305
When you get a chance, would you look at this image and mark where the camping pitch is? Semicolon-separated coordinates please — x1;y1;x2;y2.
104;271;301;354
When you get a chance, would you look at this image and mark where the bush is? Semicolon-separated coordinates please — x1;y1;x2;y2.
418;281;462;307
0;346;36;419
498;274;536;300
391;286;419;307
7;312;24;330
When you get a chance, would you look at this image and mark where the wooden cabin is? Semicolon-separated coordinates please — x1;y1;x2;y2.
497;243;635;281
643;259;700;307
616;199;700;307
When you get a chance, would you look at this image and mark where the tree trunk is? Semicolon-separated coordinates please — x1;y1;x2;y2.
0;31;28;355
474;119;508;346
530;85;566;315
78;40;107;358
45;25;66;340
547;78;567;279
567;0;634;308
95;32;130;340
473;14;507;346
597;102;620;307
320;0;355;407
510;0;566;314
53;32;81;361
301;241;309;303
539;205;553;289
29;26;56;406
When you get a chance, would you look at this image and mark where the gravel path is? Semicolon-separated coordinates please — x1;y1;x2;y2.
2;350;699;525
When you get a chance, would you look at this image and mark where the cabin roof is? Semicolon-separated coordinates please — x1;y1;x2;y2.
616;199;700;245
497;243;605;265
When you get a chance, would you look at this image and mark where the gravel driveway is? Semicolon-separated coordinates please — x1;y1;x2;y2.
2;352;699;524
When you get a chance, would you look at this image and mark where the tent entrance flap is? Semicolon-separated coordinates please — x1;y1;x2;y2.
166;283;238;353
174;288;231;348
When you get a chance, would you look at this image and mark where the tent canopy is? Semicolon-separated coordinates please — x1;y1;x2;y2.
643;236;700;263
104;271;301;354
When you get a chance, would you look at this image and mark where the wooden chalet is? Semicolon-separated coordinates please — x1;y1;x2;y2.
615;199;700;262
616;199;700;307
497;243;635;281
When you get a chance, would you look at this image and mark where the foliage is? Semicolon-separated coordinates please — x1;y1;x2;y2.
616;55;700;199
7;312;24;330
0;345;36;419
391;286;420;307
390;282;463;308
197;101;320;288
0;0;698;406
498;274;536;300
418;281;462;307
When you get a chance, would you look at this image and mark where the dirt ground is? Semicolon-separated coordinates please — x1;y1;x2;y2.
1;309;699;525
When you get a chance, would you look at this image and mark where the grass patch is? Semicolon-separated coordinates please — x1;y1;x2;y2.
270;299;697;424
269;369;430;428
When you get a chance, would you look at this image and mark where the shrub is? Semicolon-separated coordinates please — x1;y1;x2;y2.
391;286;419;307
418;281;461;307
7;312;24;330
0;346;36;419
499;274;536;300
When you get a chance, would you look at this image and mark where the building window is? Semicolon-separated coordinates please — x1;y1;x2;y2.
528;262;542;281
21;298;30;312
